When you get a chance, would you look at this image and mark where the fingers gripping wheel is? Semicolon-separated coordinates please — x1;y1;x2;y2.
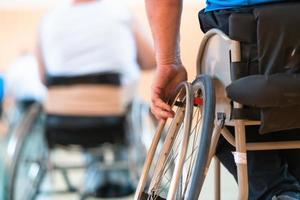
135;76;215;200
134;82;193;200
135;77;215;200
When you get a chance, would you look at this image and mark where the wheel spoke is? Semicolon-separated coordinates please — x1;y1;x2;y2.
152;116;184;197
182;105;203;197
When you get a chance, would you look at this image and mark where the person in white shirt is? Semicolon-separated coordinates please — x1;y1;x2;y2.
36;0;155;198
37;0;155;86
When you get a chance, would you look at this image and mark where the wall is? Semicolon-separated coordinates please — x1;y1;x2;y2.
0;2;205;100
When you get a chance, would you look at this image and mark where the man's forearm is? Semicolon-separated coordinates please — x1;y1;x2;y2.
145;0;183;65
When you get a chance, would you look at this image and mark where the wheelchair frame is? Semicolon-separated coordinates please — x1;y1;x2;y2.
4;104;46;200
198;29;300;200
135;28;300;200
4;98;156;200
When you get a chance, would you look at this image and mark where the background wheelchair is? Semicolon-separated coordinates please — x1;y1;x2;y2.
3;73;157;200
135;2;300;200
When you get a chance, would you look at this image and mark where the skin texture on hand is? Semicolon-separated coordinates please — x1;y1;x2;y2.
151;64;187;120
145;0;186;121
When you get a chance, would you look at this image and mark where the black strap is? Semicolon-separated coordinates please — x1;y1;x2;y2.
46;72;121;87
231;107;260;121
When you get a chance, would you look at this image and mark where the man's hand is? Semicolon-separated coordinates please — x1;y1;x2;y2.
145;0;184;121
151;64;187;121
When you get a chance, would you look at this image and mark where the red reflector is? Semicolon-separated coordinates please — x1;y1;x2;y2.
194;97;203;105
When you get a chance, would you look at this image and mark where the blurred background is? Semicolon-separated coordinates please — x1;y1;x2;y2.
0;0;204;97
0;0;236;199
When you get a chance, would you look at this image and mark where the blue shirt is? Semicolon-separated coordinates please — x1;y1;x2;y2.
0;76;4;103
206;0;283;11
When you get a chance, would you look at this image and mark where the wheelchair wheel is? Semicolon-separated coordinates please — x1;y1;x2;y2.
4;105;47;200
135;82;194;200
185;74;215;199
128;99;158;186
135;75;215;200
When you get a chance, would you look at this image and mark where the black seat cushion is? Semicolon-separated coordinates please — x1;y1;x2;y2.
45;114;127;148
227;73;300;108
227;73;300;133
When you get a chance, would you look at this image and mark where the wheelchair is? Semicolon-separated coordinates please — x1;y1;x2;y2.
3;101;46;200
3;73;156;200
135;2;300;200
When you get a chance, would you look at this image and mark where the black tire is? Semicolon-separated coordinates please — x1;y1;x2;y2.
187;74;215;199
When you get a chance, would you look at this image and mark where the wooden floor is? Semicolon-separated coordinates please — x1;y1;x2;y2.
0;124;238;200
33;149;237;200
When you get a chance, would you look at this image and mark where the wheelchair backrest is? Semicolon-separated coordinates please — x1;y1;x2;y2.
229;2;300;76
44;73;129;148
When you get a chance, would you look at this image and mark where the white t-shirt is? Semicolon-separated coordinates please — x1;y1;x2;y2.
40;0;140;86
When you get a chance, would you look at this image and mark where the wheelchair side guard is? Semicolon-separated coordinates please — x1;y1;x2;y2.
196;29;235;125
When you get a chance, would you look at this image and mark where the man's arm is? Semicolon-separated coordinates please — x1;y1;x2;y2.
35;26;46;85
132;18;156;70
36;41;46;84
145;0;187;120
146;0;182;65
